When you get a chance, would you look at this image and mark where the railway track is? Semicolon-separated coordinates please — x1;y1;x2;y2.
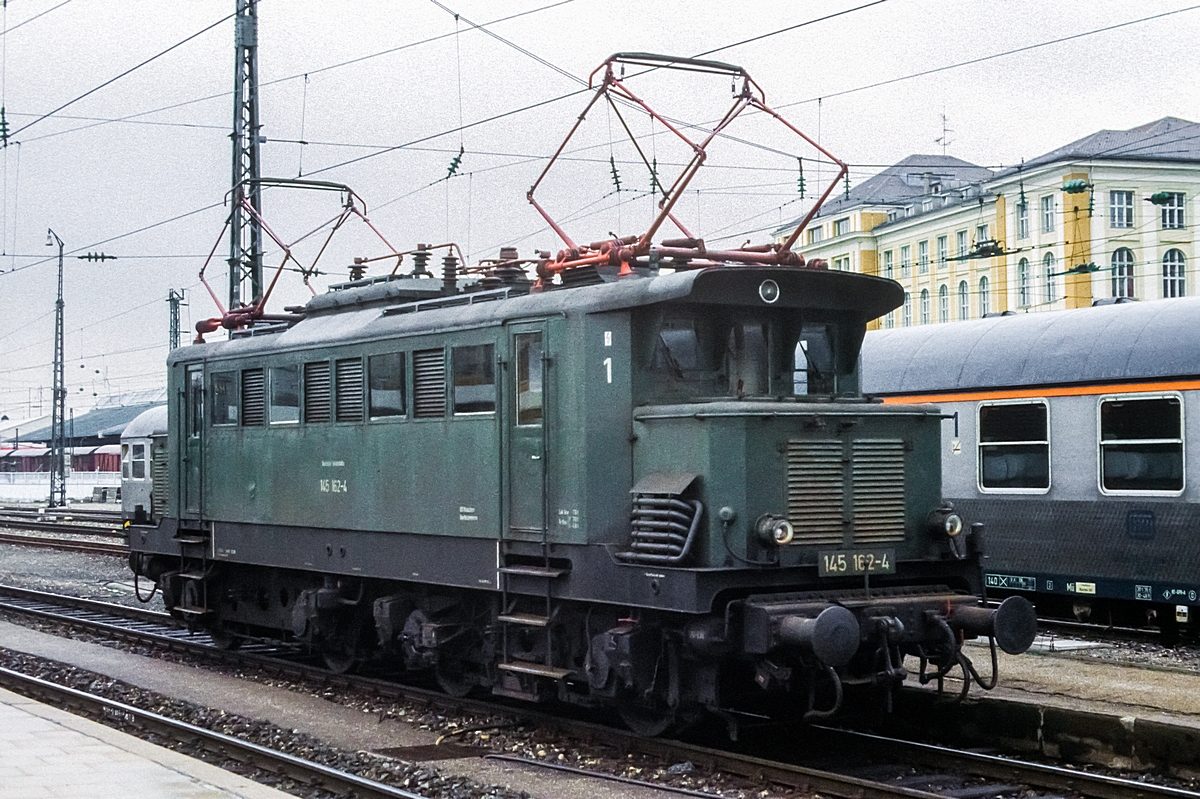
0;506;128;555
0;584;1194;799
0;532;126;556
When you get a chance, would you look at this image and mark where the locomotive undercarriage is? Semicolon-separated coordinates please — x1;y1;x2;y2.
131;551;1033;734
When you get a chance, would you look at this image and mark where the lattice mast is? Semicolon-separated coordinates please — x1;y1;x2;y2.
48;230;66;507
228;0;263;311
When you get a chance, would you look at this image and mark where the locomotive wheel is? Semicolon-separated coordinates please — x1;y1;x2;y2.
209;626;241;651
321;617;362;674
435;656;475;698
617;692;677;737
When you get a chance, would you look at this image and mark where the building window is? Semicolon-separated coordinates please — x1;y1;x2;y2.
1041;195;1055;233
1043;252;1057;304
979;276;990;316
1018;257;1031;307
1112;247;1135;298
808;226;823;245
1100;396;1183;493
883;249;893;279
976;223;989;244
920;288;930;324
832;255;850;271
1016;203;1029;240
902;293;912;326
1161;192;1185;230
900;245;911;278
938;284;949;323
833;217;850;236
368;352;406;418
270;365;300;424
452;343;497;414
918;240;929;274
1109;190;1134;228
937;235;948;270
1163;249;1186;297
979;401;1050;490
958;280;969;320
211;372;237;426
884;310;895;329
956;230;968;258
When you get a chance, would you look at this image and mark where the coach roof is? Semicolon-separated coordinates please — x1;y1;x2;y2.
862;296;1200;395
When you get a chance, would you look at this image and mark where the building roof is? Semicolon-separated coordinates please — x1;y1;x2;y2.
1005;117;1200;175
804;155;996;223
17;401;166;444
861;296;1200;395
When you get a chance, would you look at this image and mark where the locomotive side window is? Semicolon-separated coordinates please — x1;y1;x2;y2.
270;365;300;424
304;362;331;423
793;325;835;396
978;401;1049;490
211;372;238;425
241;368;265;426
335;358;365;422
368;353;406;418
515;334;543;425
187;366;204;437
1099;396;1183;493
413;349;447;418
453;344;496;414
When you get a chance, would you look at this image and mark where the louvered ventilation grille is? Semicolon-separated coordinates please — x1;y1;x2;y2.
335;358;364;422
851;439;906;543
413;349;446;418
241;368;265;426
304;362;331;423
785;441;844;545
150;441;168;518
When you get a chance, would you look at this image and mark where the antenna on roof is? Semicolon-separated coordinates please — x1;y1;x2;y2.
935;113;954;156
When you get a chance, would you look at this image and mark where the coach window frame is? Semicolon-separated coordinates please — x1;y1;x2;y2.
976;398;1051;494
1096;391;1185;497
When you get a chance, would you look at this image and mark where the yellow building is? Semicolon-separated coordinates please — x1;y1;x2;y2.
791;118;1200;328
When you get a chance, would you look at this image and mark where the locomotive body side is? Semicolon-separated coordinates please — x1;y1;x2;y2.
128;265;1034;727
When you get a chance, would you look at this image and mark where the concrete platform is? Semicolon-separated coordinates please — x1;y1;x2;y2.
0;686;291;799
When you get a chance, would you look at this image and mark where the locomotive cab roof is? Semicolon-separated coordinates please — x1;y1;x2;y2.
173;266;902;363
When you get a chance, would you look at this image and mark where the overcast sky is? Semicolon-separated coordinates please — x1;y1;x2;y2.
1;0;1197;420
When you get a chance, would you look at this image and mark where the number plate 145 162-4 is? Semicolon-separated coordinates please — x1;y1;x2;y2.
818;550;896;577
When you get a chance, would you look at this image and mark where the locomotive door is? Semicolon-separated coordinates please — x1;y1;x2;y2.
507;327;546;535
181;363;204;519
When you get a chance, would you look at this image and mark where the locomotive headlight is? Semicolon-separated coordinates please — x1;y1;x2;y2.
755;514;794;545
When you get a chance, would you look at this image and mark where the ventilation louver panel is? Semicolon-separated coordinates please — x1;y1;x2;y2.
241;368;265;426
335;358;364;422
785;440;845;545
304;362;331;423
413;349;447;418
851;439;906;544
150;441;168;518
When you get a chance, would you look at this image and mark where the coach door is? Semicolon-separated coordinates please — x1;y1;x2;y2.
181;363;204;519
507;326;547;536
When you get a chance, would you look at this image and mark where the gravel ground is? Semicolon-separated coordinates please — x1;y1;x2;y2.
0;543;166;612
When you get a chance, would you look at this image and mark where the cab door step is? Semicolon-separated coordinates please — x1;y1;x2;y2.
497;660;572;680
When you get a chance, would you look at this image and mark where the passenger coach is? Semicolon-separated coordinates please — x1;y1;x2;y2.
863;297;1200;635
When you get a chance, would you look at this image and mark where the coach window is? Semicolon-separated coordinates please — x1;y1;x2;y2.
1099;395;1183;493
270;365;300;424
131;444;146;479
978;401;1050;491
211;372;237;425
368;352;406;418
452;344;496;414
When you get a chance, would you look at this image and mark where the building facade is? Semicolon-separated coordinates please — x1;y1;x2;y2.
791;118;1200;328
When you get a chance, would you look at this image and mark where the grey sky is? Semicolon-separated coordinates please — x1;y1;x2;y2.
1;0;1196;418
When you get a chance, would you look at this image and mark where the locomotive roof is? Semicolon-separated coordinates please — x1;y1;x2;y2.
173;266;901;363
862;296;1200;395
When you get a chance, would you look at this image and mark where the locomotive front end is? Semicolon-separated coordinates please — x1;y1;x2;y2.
622;267;1036;716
